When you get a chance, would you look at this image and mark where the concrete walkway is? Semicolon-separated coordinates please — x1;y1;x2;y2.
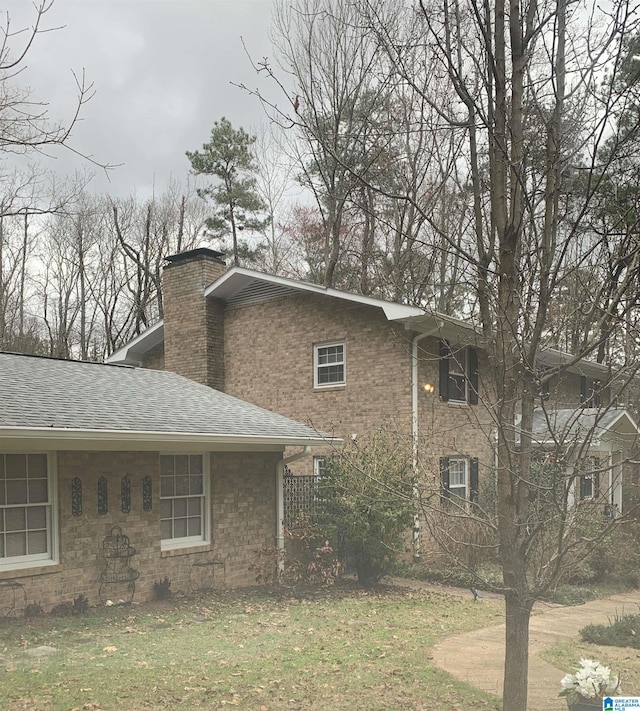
427;587;640;710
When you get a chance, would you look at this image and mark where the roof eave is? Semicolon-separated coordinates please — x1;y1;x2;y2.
0;426;338;450
105;321;165;365
205;267;425;321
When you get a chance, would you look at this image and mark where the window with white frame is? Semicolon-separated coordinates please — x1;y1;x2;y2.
313;456;327;481
0;453;56;568
160;454;208;548
448;349;467;402
440;456;479;503
448;458;468;499
314;341;346;387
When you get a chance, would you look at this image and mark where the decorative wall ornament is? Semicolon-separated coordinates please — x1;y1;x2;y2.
71;477;82;516
121;475;131;513
142;475;152;512
97;476;108;515
99;526;140;603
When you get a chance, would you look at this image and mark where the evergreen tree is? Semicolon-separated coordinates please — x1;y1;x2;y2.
186;117;268;265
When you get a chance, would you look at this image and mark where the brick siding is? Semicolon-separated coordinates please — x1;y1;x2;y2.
0;449;278;613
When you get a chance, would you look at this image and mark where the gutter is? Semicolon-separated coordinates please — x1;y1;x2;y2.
0;426;331;448
276;446;312;571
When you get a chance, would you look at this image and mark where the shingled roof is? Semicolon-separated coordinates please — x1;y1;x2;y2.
0;352;333;448
516;407;638;447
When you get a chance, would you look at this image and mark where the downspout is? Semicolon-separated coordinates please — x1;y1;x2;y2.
411;324;442;559
276;446;312;570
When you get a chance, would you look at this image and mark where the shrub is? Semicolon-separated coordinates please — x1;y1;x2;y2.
249;516;342;587
283;515;342;586
73;594;90;614
581;610;640;648
313;430;417;588
153;577;172;600
24;602;43;618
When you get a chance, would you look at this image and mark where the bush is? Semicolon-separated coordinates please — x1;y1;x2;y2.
249;515;342;587
50;594;90;616
581;610;640;648
284;515;342;585
313;430;417;588
24;602;43;618
153;577;172;600
561;519;640;588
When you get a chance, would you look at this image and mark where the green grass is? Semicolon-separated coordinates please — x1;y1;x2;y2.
0;582;503;710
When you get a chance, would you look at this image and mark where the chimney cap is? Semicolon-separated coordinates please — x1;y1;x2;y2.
165;247;226;265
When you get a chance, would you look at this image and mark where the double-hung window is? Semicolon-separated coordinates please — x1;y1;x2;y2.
0;453;56;569
440;456;479;502
439;340;479;404
577;456;601;500
313;456;327;481
160;454;209;549
314;341;346;388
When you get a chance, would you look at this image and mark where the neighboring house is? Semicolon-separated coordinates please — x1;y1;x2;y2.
0;351;332;612
107;248;640;525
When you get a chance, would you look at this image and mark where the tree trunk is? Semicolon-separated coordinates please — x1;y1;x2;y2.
503;591;534;710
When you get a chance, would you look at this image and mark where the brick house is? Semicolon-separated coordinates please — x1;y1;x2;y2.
0;351;333;612
108;248;640;530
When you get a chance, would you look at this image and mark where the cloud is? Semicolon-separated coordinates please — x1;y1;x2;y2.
4;0;275;198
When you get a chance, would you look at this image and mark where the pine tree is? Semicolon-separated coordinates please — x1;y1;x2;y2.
186;117;268;265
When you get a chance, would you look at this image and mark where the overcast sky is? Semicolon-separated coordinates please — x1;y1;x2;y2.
5;0;279;199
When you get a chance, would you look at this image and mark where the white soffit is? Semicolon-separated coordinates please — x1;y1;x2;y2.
205;268;425;320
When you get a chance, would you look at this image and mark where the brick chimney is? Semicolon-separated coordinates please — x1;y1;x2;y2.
162;247;227;390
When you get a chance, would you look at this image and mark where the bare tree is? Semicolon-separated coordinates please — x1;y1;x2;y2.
249;0;640;707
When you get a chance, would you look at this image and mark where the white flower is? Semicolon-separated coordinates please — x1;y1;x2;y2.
559;659;621;703
560;674;574;691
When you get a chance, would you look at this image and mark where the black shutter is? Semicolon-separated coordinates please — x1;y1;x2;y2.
468;347;479;405
440;457;450;503
439;340;450;401
580;375;587;404
470;457;479;502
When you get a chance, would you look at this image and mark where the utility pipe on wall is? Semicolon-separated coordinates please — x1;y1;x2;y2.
411;324;442;559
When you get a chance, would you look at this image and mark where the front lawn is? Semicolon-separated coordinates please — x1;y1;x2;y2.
0;582;503;710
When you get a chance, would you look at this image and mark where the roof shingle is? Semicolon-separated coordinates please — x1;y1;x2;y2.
0;352;332;444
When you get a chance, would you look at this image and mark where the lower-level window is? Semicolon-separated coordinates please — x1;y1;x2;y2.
440;456;479;503
160;454;209;548
448;458;468;499
0;453;56;568
577;456;601;500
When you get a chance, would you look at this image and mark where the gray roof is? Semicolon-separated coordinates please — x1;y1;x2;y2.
517;408;638;446
0;352;333;446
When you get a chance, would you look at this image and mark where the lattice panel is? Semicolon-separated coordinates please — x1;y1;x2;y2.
283;473;318;527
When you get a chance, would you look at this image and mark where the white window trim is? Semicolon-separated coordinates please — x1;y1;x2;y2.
313;456;327;481
0;452;59;572
314;340;346;389
160;452;210;552
448;457;468;499
448;348;468;404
